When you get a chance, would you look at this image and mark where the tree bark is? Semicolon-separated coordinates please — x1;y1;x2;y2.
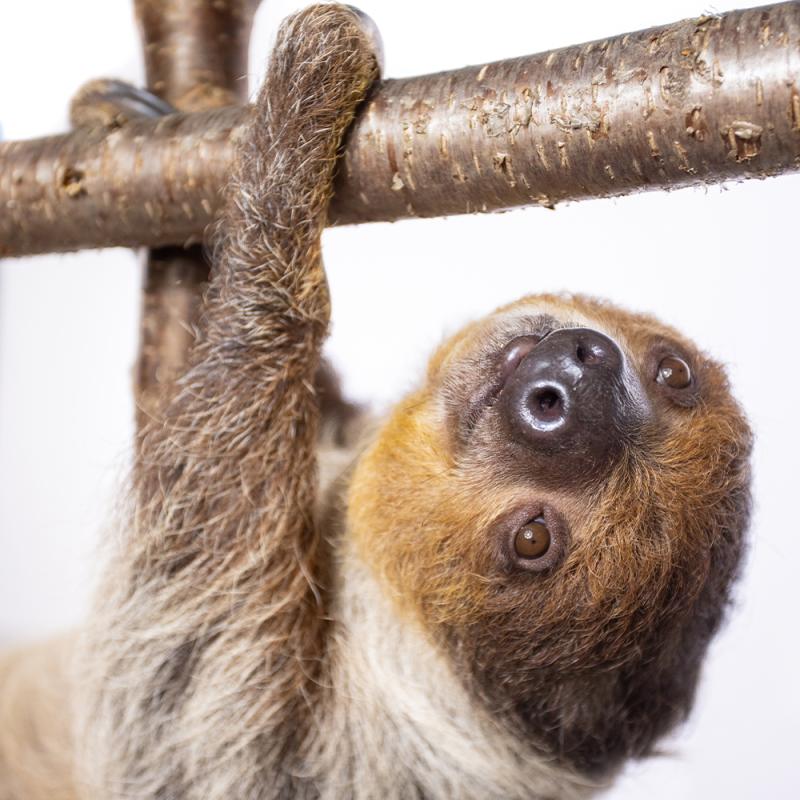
1;1;798;258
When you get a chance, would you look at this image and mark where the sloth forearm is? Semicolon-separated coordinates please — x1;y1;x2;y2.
76;12;381;798
135;7;380;554
123;8;381;689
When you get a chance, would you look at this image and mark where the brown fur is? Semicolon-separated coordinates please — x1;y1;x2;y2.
0;7;751;800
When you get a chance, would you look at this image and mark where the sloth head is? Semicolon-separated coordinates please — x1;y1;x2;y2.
347;293;752;778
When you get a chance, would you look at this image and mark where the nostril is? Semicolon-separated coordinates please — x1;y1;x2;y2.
530;385;564;424
576;341;603;365
536;388;560;413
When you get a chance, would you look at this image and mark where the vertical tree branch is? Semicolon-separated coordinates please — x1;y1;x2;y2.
132;0;260;430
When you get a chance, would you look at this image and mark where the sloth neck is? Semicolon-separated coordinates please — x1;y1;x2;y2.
310;549;601;800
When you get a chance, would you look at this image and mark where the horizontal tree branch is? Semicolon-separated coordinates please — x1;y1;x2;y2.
2;1;799;258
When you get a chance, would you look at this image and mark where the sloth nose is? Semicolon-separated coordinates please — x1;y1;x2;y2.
500;327;642;461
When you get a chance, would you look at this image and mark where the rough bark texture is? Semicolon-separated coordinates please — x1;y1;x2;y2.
336;4;800;221
131;0;259;430
1;107;241;255
1;1;798;258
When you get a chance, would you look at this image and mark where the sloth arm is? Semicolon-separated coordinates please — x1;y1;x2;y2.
0;9;378;800
77;6;380;785
133;4;378;694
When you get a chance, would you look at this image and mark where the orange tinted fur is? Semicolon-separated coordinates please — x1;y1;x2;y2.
350;293;749;640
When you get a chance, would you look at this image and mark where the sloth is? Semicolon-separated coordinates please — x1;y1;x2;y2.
0;6;752;800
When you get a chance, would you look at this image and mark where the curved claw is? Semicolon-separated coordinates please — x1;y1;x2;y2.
70;78;175;129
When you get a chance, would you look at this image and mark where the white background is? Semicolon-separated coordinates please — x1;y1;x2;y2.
1;1;798;797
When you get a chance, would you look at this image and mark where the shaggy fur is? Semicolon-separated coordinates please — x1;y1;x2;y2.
0;6;752;799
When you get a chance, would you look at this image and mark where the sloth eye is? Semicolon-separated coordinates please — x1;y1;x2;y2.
514;518;551;559
656;355;692;389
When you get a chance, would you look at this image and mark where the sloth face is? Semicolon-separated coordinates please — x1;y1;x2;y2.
347;293;751;777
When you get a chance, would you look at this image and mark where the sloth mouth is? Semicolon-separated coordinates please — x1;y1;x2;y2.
462;323;557;436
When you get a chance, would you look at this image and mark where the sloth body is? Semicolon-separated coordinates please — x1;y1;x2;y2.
0;7;751;800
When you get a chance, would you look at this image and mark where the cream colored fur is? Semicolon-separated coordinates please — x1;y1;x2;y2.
310;548;601;800
0;438;595;800
0;636;78;800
